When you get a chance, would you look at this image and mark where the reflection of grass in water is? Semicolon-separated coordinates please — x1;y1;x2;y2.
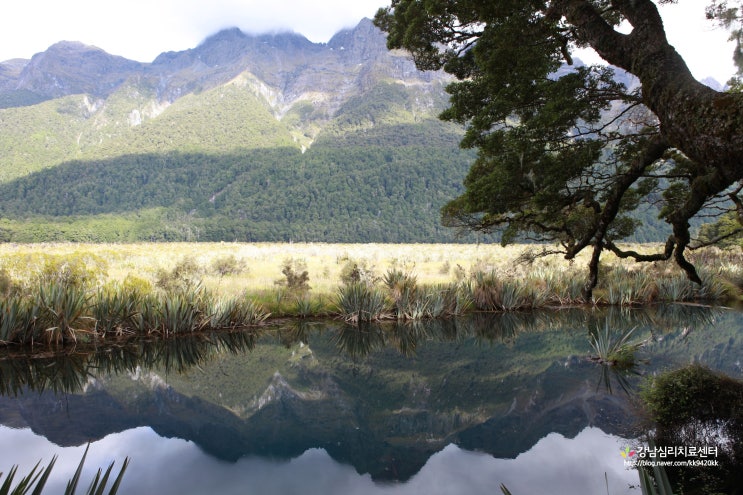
594;363;642;395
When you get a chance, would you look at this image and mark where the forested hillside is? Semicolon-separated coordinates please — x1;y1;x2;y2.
0;19;675;243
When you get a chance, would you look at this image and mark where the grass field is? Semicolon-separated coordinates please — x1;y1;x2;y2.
0;241;740;347
0;241;613;296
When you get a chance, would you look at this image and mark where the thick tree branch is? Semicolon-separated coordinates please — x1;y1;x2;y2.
605;237;675;262
566;135;669;260
550;0;632;67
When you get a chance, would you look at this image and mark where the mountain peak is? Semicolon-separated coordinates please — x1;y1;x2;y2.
327;18;381;48
1;17;430;108
202;27;247;44
15;40;142;100
45;40;100;53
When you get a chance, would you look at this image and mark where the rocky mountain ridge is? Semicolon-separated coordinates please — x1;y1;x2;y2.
0;19;439;121
0;18;706;243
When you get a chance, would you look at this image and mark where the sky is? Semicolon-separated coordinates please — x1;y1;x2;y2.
0;1;737;83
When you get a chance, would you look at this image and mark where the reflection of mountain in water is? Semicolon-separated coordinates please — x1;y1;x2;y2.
0;306;740;481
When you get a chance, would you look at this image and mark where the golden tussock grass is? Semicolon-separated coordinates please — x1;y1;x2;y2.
0;241;674;297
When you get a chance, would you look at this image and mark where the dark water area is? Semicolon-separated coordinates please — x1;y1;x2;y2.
0;305;740;494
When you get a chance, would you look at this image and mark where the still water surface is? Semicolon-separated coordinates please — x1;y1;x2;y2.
0;306;740;494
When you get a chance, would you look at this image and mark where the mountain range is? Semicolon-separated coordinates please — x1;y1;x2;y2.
0;19;487;242
0;19;714;243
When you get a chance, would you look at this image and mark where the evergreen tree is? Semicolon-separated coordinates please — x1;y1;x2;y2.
375;0;743;296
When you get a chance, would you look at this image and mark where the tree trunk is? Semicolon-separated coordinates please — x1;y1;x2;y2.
556;0;743;178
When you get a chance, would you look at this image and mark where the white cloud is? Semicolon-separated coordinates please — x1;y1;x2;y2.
659;1;737;82
0;1;735;82
0;0;389;62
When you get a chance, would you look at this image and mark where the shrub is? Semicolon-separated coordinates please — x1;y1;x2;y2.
275;258;310;294
35;253;107;290
640;365;743;494
155;256;203;293
339;259;377;286
211;254;247;277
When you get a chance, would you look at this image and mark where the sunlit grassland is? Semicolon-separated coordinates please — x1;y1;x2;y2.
1;241;741;302
0;242;741;347
0;241;672;297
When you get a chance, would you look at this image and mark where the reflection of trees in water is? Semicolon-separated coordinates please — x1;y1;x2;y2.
0;329;264;395
0;304;726;397
0;351;90;396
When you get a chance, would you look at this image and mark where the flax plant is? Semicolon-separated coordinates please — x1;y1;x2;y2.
384;268;422;320
37;282;93;345
291;295;324;319
656;274;693;302
0;443;128;495
206;296;269;329
469;271;532;311
588;322;645;367
0;296;38;345
159;291;207;336
92;285;140;336
336;283;389;323
130;293;162;335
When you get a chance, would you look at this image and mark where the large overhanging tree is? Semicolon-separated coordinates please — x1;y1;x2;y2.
374;0;743;298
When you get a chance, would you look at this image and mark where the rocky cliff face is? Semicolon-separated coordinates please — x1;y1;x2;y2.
3;41;144;99
0;18;447;155
0;19;439;115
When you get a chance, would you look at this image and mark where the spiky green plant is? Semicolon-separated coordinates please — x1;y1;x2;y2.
292;296;318;319
159;291;207;336
206;295;269;328
383;268;423;319
336;283;389;323
36;283;93;345
470;271;502;311
693;269;729;301
92;285;140;336
470;271;531;311
383;268;417;300
657;274;693;302
128;294;152;334
637;463;675;495
588;323;644;367
0;459;56;495
0;443;128;495
0;296;38;344
424;285;457;318
543;269;586;305
499;279;528;311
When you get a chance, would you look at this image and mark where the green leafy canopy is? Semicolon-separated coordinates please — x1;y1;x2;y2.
375;0;743;297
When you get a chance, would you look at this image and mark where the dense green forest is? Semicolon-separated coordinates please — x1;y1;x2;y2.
0;25;693;244
0;125;484;243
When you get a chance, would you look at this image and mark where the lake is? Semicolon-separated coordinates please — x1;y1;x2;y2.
0;305;740;494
